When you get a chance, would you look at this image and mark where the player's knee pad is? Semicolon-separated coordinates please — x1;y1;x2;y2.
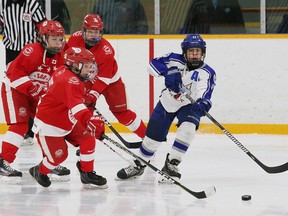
176;122;196;146
140;136;162;158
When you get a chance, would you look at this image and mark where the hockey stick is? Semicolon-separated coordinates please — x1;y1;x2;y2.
101;138;131;163
101;133;216;199
184;93;288;174
93;108;142;149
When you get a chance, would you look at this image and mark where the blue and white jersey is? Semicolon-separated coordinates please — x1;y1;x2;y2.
148;52;216;113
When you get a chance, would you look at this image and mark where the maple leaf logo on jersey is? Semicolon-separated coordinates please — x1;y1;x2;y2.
68;77;80;85
103;45;112;55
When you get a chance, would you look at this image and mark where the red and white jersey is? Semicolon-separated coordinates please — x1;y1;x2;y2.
32;66;93;136
66;31;120;94
3;42;64;99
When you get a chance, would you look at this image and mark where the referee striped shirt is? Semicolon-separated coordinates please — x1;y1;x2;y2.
0;0;46;51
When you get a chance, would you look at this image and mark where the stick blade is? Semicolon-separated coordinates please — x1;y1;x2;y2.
192;185;216;199
124;141;142;149
204;185;216;198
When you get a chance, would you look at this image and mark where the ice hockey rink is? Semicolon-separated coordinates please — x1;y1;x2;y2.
0;133;288;216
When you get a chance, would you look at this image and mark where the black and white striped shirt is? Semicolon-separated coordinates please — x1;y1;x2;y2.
0;0;46;51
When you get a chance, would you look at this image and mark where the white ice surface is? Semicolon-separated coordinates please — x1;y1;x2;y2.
1;133;288;216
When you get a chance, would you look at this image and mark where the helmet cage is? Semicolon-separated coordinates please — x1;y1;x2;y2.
64;47;98;82
82;14;104;46
181;34;206;68
82;28;103;46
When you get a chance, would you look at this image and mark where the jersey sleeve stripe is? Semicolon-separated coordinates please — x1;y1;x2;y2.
71;104;87;116
10;76;31;88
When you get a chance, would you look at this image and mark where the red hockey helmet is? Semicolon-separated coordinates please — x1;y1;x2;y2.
83;14;103;30
64;47;98;82
82;14;103;46
38;20;65;54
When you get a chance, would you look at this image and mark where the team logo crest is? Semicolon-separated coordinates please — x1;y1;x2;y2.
55;149;63;158
72;47;81;53
22;13;32;22
103;45;112;55
19;107;27;116
23;47;33;56
68;77;80;85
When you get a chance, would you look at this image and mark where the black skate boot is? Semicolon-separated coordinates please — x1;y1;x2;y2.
48;165;71;182
158;153;181;183
76;161;107;189
29;164;51;187
117;160;146;180
0;158;22;177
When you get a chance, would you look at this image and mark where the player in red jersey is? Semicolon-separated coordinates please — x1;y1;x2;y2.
0;20;66;178
29;47;107;188
65;14;146;142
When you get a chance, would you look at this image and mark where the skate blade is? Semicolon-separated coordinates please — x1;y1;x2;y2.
114;175;142;181
82;183;108;189
48;174;70;182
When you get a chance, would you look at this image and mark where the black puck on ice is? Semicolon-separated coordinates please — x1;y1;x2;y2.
241;195;251;201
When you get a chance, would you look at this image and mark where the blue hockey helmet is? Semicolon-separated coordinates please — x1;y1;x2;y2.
181;34;206;69
181;34;206;55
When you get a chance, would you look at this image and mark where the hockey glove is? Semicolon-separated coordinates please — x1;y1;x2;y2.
191;98;211;117
87;115;105;140
83;90;100;107
29;83;48;101
164;67;182;93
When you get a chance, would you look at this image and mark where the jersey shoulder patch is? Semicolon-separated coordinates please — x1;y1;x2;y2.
68;76;80;85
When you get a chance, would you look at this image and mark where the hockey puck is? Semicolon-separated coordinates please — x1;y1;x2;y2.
241;195;251;201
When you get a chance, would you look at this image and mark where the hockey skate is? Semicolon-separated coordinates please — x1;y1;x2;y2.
116;160;146;180
29;164;51;187
158;153;181;183
76;161;108;189
0;158;22;177
48;165;71;182
21;135;34;146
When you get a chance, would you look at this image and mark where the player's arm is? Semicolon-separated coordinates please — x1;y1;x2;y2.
148;53;183;77
65;80;104;139
32;0;46;28
148;53;183;93
84;55;115;106
191;68;216;116
7;46;39;97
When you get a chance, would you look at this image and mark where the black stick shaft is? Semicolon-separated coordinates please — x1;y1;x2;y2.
185;93;288;174
101;134;216;199
94;108;142;148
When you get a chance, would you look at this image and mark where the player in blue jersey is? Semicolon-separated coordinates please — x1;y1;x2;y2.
117;34;216;182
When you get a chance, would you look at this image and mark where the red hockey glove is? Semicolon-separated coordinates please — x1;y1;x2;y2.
83;90;100;107
29;83;48;101
86;115;105;140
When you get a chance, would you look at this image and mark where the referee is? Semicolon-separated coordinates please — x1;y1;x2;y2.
0;0;46;65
